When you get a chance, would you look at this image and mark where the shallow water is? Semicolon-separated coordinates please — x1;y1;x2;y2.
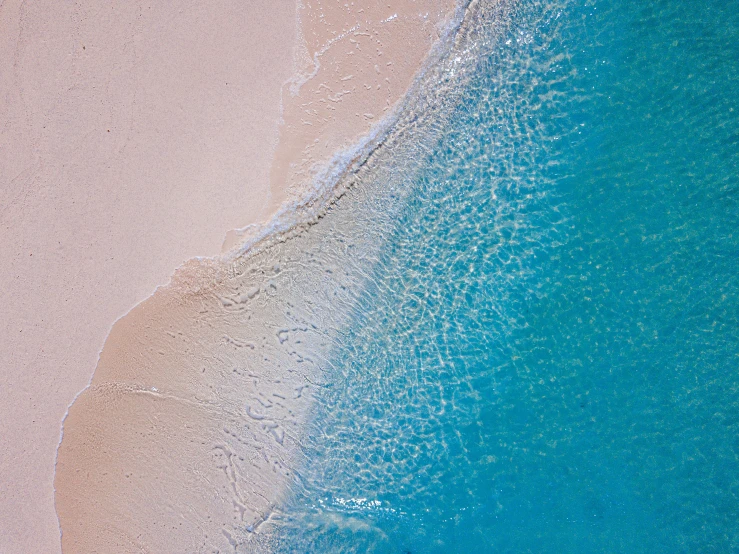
264;0;739;551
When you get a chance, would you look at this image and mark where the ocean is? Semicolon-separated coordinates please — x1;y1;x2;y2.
258;0;739;551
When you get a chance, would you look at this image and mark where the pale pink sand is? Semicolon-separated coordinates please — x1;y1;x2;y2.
2;0;456;552
0;1;294;551
269;0;456;211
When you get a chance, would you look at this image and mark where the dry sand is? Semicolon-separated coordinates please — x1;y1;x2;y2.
1;0;455;552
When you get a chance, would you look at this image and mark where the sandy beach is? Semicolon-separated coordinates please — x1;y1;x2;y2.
1;0;455;551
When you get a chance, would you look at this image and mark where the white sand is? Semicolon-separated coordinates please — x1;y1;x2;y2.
1;2;294;550
1;0;455;551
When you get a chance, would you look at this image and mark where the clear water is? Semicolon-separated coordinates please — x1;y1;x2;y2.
271;0;739;551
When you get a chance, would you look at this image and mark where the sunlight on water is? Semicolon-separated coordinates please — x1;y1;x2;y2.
257;0;739;551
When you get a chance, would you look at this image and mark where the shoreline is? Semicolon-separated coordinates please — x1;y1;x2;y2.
223;1;472;266
51;1;468;552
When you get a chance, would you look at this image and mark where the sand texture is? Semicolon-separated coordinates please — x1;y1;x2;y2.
1;1;295;551
269;0;455;211
55;255;326;552
2;0;455;552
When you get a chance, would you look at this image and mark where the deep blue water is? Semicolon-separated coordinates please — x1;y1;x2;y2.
274;0;739;551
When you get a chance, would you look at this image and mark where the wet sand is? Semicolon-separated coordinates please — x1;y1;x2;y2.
1;0;455;552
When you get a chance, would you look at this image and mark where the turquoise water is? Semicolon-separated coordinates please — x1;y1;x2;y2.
272;0;739;551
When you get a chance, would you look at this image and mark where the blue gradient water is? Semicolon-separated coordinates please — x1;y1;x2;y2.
273;0;739;551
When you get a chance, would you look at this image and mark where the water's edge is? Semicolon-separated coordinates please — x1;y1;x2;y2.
51;0;486;549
